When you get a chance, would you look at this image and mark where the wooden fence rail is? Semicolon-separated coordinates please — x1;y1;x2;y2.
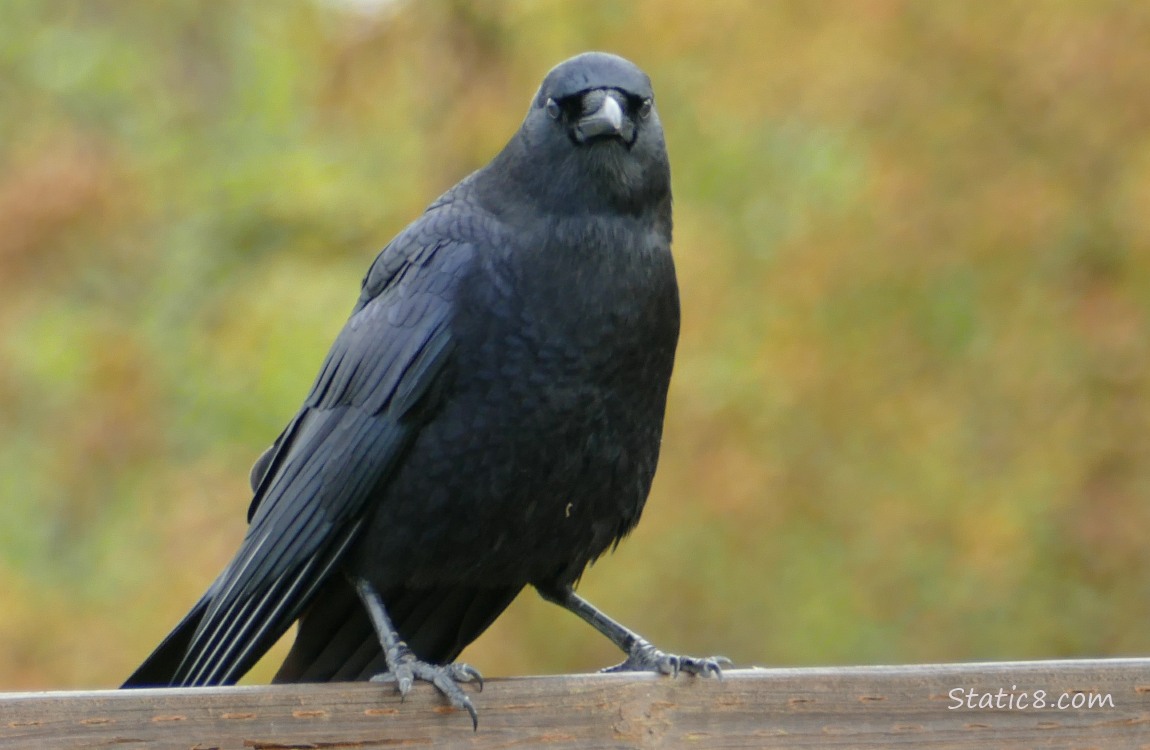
2;660;1148;749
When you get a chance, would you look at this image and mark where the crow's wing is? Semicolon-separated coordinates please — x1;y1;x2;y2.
126;226;475;687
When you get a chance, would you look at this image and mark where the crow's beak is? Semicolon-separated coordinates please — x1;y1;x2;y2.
574;90;628;143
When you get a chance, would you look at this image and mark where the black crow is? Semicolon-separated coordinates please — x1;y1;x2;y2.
124;51;726;727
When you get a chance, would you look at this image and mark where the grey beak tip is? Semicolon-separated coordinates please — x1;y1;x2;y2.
576;93;625;141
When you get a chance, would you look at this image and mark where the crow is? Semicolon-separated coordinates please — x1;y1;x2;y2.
124;51;727;727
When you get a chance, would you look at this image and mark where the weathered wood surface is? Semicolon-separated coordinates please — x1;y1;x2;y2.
1;661;1148;749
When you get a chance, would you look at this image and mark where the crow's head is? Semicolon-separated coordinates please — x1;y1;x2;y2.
534;51;656;150
491;52;670;218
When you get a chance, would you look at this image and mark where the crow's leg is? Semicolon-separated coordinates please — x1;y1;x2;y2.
354;578;483;729
535;582;730;677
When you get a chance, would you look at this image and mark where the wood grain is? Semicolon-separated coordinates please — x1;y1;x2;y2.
2;660;1149;749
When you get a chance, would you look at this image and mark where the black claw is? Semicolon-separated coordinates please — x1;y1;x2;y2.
711;656;734;679
464;698;479;731
680;655;729;678
356;580;482;726
371;657;484;727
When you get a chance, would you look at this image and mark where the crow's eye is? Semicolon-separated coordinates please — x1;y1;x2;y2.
545;97;561;120
637;98;652;120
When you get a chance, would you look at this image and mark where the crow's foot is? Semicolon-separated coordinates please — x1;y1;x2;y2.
602;639;730;678
371;645;483;729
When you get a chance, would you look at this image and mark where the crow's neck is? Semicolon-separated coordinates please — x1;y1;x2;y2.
477;131;671;235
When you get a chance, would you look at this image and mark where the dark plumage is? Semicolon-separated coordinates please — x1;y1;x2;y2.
124;51;726;726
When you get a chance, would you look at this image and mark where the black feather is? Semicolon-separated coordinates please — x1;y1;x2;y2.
124;51;679;690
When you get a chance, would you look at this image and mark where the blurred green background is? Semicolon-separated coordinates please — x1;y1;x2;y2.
2;0;1150;690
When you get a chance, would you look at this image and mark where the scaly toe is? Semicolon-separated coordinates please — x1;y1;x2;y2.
603;641;730;679
678;655;732;678
371;659;483;729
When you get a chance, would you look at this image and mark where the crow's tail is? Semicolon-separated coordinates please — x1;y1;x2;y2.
121;596;209;687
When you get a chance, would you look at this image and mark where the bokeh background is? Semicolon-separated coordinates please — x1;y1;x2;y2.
2;0;1150;689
